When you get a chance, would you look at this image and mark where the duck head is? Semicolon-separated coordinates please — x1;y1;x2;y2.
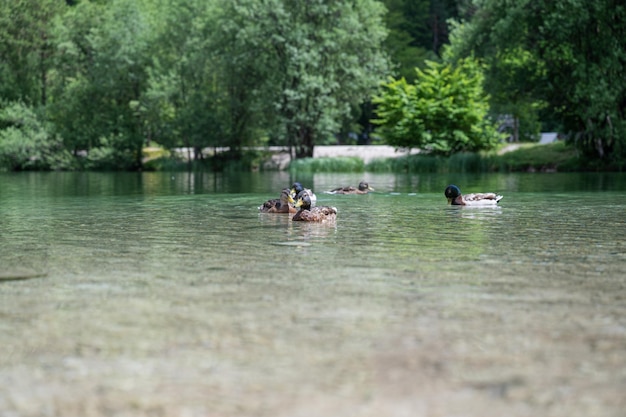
358;181;374;191
281;188;296;205
444;184;461;204
290;182;304;198
294;192;312;210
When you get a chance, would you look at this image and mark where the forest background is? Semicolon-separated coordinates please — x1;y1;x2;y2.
0;0;624;172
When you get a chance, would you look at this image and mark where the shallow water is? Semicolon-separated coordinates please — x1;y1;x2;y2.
1;171;625;417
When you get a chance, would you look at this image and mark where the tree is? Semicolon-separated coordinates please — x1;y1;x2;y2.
0;101;71;170
382;0;434;82
0;0;66;106
372;57;501;155
138;0;227;159
446;0;626;162
482;47;546;142
218;0;390;158
50;0;152;169
381;0;470;81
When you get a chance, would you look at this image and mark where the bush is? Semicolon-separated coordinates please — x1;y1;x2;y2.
0;102;74;171
373;58;502;155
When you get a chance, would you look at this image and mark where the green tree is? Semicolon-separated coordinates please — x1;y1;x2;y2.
0;101;71;170
372;57;501;155
381;0;468;81
138;0;226;159
483;47;546;142
50;0;152;169
446;0;626;162
382;0;433;82
0;0;66;106
218;0;390;158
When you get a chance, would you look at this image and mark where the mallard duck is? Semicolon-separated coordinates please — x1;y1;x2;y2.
326;181;374;195
444;184;503;206
292;192;337;222
258;188;297;213
290;182;317;207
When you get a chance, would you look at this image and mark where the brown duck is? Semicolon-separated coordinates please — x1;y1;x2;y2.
327;181;374;195
258;188;296;213
292;192;337;222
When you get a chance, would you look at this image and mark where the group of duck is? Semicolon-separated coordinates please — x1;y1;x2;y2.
258;181;375;222
259;182;503;222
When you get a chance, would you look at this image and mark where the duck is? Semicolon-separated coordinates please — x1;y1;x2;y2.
258;188;297;213
444;184;503;206
290;182;317;207
292;192;337;222
326;181;374;195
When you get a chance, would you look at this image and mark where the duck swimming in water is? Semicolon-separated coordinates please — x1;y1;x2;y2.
326;181;374;195
259;188;297;213
292;192;337;222
444;184;503;206
290;182;317;207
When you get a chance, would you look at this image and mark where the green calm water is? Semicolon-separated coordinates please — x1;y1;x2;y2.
1;171;625;416
2;171;625;279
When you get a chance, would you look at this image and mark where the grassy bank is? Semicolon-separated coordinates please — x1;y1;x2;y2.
289;142;618;173
142;142;622;173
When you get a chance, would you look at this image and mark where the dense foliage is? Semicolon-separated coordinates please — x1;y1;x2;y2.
372;57;501;155
0;0;391;170
219;0;390;158
446;0;626;164
0;0;624;171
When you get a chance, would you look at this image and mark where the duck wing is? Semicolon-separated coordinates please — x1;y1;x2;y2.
259;198;280;212
327;186;356;194
464;192;503;204
293;206;337;222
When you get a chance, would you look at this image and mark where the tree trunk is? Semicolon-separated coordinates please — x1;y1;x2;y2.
294;127;315;158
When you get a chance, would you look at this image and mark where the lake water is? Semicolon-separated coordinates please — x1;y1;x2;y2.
1;171;625;417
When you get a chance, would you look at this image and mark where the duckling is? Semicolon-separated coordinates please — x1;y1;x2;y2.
292;192;337;222
326;181;374;195
444;184;503;206
258;188;297;213
290;182;317;207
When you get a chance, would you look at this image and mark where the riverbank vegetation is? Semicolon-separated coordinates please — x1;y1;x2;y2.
1;0;624;172
288;142;596;174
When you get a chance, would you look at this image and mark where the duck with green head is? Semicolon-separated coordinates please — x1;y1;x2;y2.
292;192;337;222
444;184;503;206
290;182;317;207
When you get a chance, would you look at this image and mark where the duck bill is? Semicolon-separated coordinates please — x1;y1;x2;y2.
447;197;453;205
294;198;303;208
368;185;375;191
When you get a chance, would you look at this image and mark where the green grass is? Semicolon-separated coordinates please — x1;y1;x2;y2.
496;141;580;172
366;153;493;173
143;141;617;173
365;142;582;173
288;157;365;172
285;142;586;174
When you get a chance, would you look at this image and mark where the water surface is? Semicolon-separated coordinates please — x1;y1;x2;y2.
1;171;625;416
